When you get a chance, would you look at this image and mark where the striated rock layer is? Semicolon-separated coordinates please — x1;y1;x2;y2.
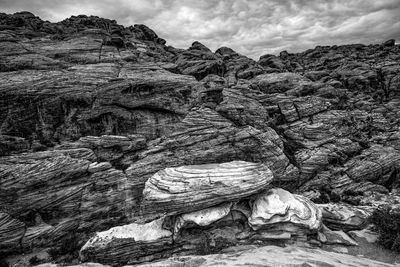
79;172;325;265
137;245;396;267
1;10;400;267
141;161;273;216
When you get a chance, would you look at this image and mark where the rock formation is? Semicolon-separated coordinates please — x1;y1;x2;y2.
136;245;396;267
79;180;324;265
248;188;322;233
141;161;273;216
1;11;400;267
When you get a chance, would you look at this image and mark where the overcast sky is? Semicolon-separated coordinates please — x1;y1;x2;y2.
1;0;400;59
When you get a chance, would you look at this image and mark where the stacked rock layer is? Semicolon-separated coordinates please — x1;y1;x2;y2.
0;11;400;266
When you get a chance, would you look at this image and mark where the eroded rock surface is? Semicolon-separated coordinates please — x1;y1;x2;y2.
137;245;396;267
1;11;400;267
141;161;273;216
79;183;327;265
249;188;322;233
80;218;173;264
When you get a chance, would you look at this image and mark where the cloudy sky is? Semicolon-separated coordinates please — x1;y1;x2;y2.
1;0;400;59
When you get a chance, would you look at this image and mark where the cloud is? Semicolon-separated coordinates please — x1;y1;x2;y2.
1;0;399;59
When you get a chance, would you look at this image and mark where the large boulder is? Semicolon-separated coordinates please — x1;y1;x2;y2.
125;107;298;203
249;188;322;234
141;161;273;216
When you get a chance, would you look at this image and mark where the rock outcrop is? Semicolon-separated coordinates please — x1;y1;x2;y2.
1;11;400;267
136;245;396;267
79;218;173;264
79;181;325;265
249;188;322;233
141;161;273;216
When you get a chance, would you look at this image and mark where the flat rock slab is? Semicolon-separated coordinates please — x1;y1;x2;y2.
137;245;396;267
141;161;273;216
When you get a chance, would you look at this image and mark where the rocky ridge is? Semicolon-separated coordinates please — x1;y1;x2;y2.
1;11;400;266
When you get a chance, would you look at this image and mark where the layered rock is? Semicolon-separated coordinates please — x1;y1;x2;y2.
125;107;298;200
249;188;322;234
1;10;400;267
0;149;133;252
141;161;273;216
318;203;372;231
79;176;326;265
215;47;264;85
174;41;225;80
0;63;202;145
137;245;396;267
0;213;25;253
80;218;173;264
173;202;233;235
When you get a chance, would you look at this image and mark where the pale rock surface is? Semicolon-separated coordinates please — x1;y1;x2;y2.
79;218;172;264
248;188;322;232
173;202;233;234
141;161;273;216
137;245;396;267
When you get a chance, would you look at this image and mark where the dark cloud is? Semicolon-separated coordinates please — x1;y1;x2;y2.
1;0;399;59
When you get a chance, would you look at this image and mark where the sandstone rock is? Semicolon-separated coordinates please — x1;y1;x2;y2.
58;134;147;166
88;162;112;173
216;47;264;85
141;161;273;216
277;96;330;122
344;145;400;184
0;62;201;144
383;39;395;47
248;188;322;233
173;202;233;234
318;224;358;246
0;213;25;253
80;218;172;265
359;192;400;209
137;245;395;267
125;107;297;205
0;150;133;252
250;72;316;94
348;226;379;243
216;86;270;130
1;10;400;266
318;203;372;231
258;54;286;70
174;42;224;80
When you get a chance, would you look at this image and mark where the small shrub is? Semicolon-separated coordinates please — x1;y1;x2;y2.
370;207;400;252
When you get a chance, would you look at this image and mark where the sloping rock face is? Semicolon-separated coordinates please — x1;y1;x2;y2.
1;11;400;267
137;245;396;267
